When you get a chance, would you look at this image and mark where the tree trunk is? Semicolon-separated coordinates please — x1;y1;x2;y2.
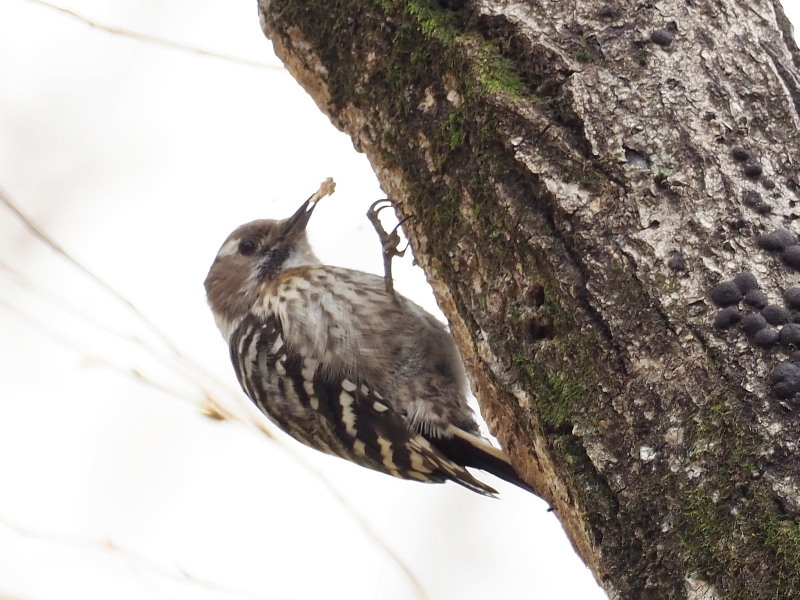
256;0;800;597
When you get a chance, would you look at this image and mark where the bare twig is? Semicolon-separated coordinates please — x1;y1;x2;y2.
0;186;188;360
0;257;234;405
0;298;201;405
0;185;242;402
21;0;283;70
0;591;34;600
0;517;288;600
274;443;429;600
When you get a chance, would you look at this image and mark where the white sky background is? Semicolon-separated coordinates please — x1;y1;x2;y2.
1;2;797;599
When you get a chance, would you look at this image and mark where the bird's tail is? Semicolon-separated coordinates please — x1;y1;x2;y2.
430;426;538;496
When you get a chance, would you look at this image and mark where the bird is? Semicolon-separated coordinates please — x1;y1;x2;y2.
204;196;536;496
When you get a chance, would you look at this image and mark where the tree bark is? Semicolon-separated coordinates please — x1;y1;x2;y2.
256;0;800;597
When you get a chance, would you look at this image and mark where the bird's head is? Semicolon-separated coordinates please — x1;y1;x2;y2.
204;199;320;338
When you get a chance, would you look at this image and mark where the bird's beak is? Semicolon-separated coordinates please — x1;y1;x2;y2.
283;198;316;236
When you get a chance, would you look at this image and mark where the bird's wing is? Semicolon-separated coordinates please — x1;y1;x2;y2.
230;313;498;496
309;365;499;496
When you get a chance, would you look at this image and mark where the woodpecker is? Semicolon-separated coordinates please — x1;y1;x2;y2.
204;197;535;496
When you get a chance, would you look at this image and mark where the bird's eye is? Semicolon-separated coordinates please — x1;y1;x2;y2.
238;238;258;256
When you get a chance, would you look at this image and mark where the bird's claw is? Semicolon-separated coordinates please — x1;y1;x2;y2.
366;199;412;300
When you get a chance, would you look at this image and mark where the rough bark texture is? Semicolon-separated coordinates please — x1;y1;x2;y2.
256;0;800;598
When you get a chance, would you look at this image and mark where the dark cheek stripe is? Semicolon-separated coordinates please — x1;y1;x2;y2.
258;247;290;280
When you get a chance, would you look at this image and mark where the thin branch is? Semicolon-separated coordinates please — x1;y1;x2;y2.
200;394;429;599
0;517;292;600
0;185;239;401
0;298;202;405
0;592;40;600
0;258;236;405
275;443;430;600
0;185;187;360
0;258;169;352
21;0;284;70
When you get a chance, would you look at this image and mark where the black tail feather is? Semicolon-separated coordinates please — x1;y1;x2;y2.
425;427;538;496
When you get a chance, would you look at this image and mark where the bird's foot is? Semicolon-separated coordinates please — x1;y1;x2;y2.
366;199;411;299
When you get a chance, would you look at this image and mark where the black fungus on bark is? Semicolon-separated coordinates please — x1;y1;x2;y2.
710;281;742;306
